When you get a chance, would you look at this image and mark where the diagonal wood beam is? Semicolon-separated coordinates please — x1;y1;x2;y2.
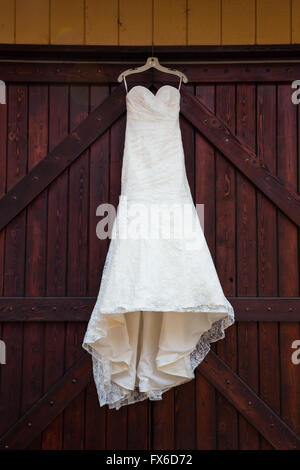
0;348;299;450
0;354;92;450
198;350;300;450
179;87;300;228
0;85;126;232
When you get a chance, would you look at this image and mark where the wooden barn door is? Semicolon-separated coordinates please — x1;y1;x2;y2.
0;59;299;450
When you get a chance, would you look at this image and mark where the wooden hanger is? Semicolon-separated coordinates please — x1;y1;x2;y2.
117;56;188;83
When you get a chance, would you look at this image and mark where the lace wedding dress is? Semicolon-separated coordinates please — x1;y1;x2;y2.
82;76;235;410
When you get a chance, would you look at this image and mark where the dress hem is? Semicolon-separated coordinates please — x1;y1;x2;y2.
82;302;235;410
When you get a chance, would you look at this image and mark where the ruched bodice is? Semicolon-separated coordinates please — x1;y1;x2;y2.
121;85;191;203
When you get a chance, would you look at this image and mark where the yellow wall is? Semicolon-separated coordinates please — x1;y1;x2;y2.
0;0;299;46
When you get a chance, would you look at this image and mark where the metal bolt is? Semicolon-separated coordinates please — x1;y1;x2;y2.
226;379;230;384
72;378;77;384
270;423;274;428
245;307;250;311
31;306;35;311
288;307;293;312
248;401;252;406
27;422;32;427
9;306;13;311
12;195;17;200
49;400;55;406
4;444;9;449
267;307;272;311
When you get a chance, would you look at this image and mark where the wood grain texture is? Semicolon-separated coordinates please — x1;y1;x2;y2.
85;0;118;45
236;83;259;449
0;0;15;43
153;0;186;45
3;0;300;46
119;0;152;46
256;0;291;44
16;0;49;44
195;84;217;450
222;0;255;45
0;63;299;450
50;0;84;45
187;0;221;45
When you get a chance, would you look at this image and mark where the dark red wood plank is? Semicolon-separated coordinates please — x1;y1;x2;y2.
195;84;217;450
0;85;126;232
174;85;196;450
180;88;300;227
277;84;300;438
0;354;92;450
63;85;89;450
42;84;69;450
236;83;259;450
2;61;300;84
152;390;175;450
84;84;110;450
180;86;195;198
106;85;128;450
215;84;238;450
198;351;300;450
0;85;27;437
23;84;48;450
257;83;279;450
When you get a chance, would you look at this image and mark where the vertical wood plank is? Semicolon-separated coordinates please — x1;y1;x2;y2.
181;87;195;203
63;85;89;450
22;85;48;449
16;0;49;44
42;84;69;450
85;0;118;45
152;390;175;449
0;90;7;296
119;0;152;45
222;0;255;45
236;83;259;449
256;0;291;44
187;0;221;45
0;0;15;43
153;0;186;45
292;0;300;43
215;84;238;450
50;0;84;45
257;83;279;450
195;84;217;450
174;85;196;450
127;401;150;449
277;84;300;437
106;85;128;451
0;74;7;441
0;85;27;436
84;84;110;450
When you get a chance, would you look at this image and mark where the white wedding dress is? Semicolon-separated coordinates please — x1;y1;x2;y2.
82;76;235;410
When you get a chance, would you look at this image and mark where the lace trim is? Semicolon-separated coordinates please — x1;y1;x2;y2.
82;303;234;410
